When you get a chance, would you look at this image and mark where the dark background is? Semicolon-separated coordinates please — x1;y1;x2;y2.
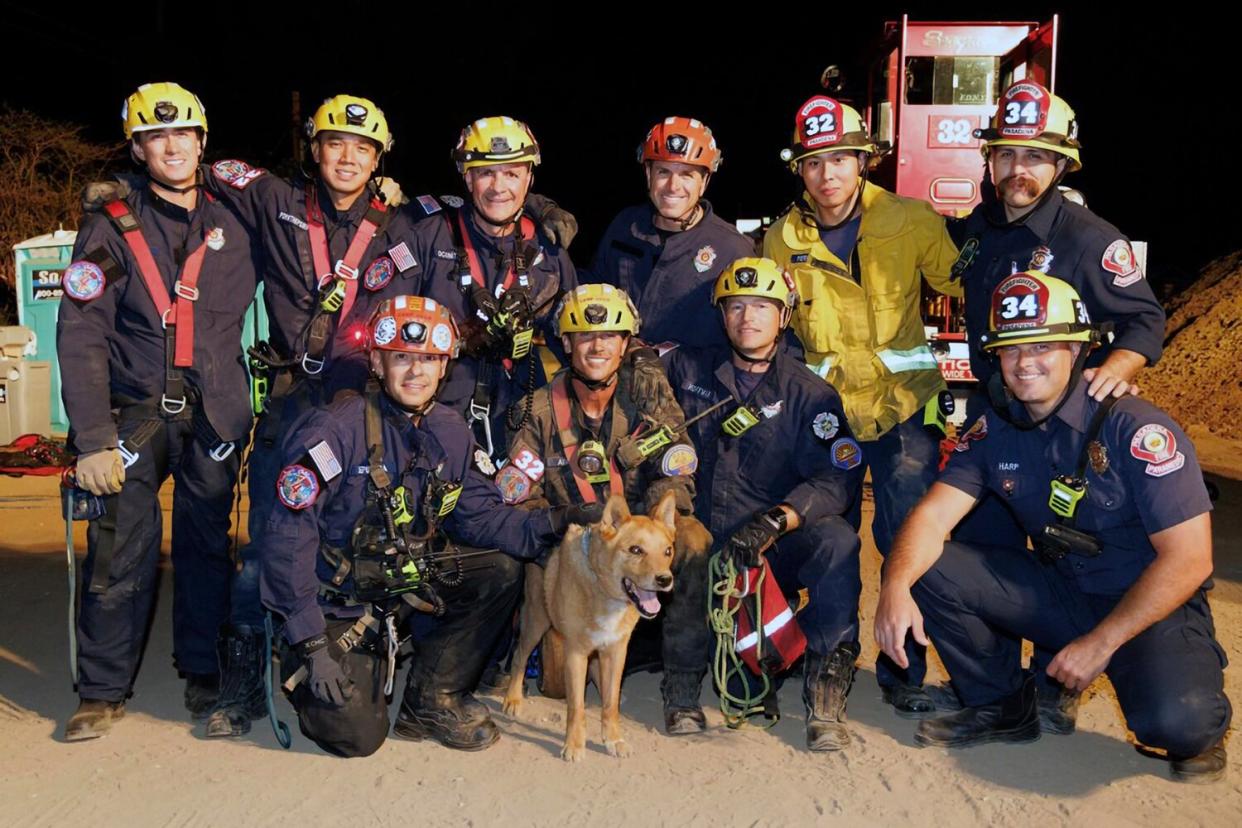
1;2;1235;294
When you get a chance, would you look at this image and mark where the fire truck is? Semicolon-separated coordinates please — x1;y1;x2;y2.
864;15;1059;425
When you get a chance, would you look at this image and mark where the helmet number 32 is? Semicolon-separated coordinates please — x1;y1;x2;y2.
804;113;837;136
1000;293;1040;319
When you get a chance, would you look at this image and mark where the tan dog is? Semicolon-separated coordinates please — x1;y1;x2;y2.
503;492;677;761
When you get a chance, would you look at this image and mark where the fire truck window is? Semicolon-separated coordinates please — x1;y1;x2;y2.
905;57;999;106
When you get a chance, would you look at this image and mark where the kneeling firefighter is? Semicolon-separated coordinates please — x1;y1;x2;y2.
259;296;599;757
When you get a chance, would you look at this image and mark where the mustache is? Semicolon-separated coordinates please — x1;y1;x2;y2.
997;174;1042;200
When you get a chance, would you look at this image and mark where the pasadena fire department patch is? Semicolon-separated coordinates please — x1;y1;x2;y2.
1102;239;1142;287
211;159;263;189
1130;423;1185;477
955;416;988;452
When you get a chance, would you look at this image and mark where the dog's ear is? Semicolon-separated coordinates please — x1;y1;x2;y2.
601;494;631;535
652;490;678;534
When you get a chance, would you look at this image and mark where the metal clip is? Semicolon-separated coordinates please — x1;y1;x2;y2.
117;440;140;469
301;353;325;375
334;260;358;281
210;441;235;462
173;280;200;302
161;394;187;415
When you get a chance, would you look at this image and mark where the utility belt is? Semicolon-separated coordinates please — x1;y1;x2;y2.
112;392;236;462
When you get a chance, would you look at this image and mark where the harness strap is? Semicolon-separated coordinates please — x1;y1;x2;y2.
550;374;624;504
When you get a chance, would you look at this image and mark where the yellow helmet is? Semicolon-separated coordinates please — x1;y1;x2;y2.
713;257;798;327
980;271;1095;351
122;82;207;139
780;95;876;171
453;116;541;173
977;81;1081;171
555;284;640;337
306;95;393;152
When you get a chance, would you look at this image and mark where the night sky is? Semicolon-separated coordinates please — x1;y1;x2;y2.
2;2;1236;293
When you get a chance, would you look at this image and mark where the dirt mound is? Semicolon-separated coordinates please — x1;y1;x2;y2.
1142;251;1242;435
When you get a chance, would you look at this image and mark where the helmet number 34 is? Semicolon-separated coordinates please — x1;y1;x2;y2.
1000;293;1041;319
1005;100;1041;126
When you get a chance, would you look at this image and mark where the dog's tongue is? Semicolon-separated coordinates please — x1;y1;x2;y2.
632;585;661;616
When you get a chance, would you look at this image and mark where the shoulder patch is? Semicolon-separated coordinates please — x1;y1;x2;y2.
812;411;839;441
277;464;320;510
955;416;988;452
416;195;442;215
661;443;699;477
1129;423;1185;477
388;242;417;272
1101;239;1142;287
62;260;106;302
211;159;264;190
441;194;465;209
495;464;533;504
307;441;342;482
473;448;497;477
508;443;545;483
830;438;862;470
363;255;396;291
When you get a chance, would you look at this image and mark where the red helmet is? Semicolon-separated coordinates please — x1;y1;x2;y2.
368;296;460;357
638;117;722;173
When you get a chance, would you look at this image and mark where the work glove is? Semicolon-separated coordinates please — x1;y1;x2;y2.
495;289;533;336
548;502;606;536
621;345;668;418
374;176;408;206
76;448;125;496
525;193;579;248
726;517;781;569
298;635;355;707
81;175;139;212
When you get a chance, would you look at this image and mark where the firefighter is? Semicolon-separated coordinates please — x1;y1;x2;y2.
874;273;1229;783
499;284;713;734
391;116;577;461
58;83;258;740
83;96;578;738
259;296;599;756
662;258;865;751
950;81;1167;733
586;117;754;348
762;95;959;717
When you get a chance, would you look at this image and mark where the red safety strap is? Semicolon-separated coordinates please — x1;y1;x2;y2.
550;374;624;504
455;210;536;294
104;200;208;369
304;183;388;321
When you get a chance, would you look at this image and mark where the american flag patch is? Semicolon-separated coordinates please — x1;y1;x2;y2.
416;195;442;215
388;242;417;272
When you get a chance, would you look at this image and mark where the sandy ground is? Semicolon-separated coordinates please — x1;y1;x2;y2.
1;467;1239;827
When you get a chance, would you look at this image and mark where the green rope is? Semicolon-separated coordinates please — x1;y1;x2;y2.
707;550;778;729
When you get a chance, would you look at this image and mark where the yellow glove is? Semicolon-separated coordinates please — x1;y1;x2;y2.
374;176;408;206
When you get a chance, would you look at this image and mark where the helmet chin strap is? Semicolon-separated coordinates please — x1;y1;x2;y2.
664;201;702;232
570;369;617;391
148;163;203;196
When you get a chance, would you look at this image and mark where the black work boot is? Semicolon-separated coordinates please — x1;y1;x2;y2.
803;642;860;752
183;672;220;720
394;681;499;751
661;670;707;735
205;625;268;738
1170;741;1228;784
65;699;126;742
1036;684;1080;735
916;672;1041;748
476;660;511;695
881;683;937;719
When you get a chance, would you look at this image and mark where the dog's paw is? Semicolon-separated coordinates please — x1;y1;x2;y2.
605;738;632;758
501;696;523;718
560;743;586;762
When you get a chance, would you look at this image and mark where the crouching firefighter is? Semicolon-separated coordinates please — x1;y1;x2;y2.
499;284;715;734
658;258;866;751
259;296;600;756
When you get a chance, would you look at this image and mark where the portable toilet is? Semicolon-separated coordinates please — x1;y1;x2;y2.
14;228;268;437
14;229;75;433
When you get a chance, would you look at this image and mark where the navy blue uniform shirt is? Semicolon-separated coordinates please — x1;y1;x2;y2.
587;201;754;348
58;182;259;453
664;345;863;539
259;393;559;645
940;380;1212;597
952;190;1166;385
